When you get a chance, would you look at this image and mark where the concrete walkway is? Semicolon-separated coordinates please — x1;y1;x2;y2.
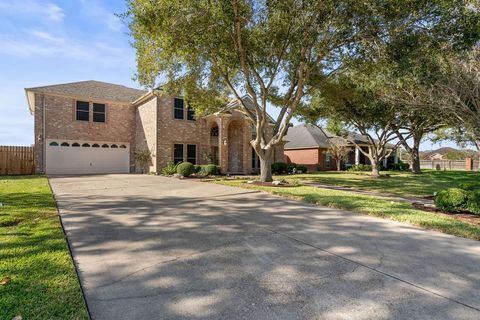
49;175;480;320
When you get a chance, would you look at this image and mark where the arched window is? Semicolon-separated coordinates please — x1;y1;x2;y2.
111;144;118;148
82;143;90;147
61;142;70;147
49;141;59;146
92;143;100;148
101;144;109;148
119;145;127;149
72;143;80;147
211;126;219;137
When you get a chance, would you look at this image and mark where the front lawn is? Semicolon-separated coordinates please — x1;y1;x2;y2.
0;176;88;320
213;179;480;241
274;170;479;197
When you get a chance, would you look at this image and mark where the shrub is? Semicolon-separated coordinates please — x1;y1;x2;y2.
177;162;195;177
389;162;410;171
458;182;480;191
286;163;297;173
271;162;288;174
467;190;480;215
199;164;221;176
296;165;308;173
161;162;178;175
194;165;202;174
435;188;468;212
347;164;372;172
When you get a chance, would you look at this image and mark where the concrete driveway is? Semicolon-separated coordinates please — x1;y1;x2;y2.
49;175;480;320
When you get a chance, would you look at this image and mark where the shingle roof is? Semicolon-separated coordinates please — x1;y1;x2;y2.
25;80;147;103
284;124;393;149
224;96;276;123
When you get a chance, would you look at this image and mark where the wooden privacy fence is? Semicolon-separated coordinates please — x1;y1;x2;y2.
0;146;35;175
419;159;478;171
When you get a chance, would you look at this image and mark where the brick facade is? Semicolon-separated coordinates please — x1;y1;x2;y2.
33;90;285;175
34;93;136;173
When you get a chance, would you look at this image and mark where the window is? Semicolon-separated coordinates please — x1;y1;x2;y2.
174;144;183;164
252;147;260;170
111;144;118;148
325;153;331;168
187;106;195;121
82;143;90;147
76;101;89;121
61;142;70;147
92;144;100;148
93;103;106;123
174;98;184;119
251;125;257;139
101;144;109;148
187;144;196;164
211;126;219;137
72;142;80;147
49;141;59;146
119;145;127;149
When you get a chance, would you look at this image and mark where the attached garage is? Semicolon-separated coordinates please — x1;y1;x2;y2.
46;139;130;174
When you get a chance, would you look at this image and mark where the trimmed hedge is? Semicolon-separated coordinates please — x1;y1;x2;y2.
177;162;195;177
389;162;410;171
467;190;480;215
458;182;480;191
347;164;372;172
199;164;221;176
435;188;468;213
296;165;308;173
271;162;289;174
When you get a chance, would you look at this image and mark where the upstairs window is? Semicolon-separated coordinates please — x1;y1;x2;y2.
93;103;106;123
76;101;89;121
174;144;183;164
187;144;196;164
174;98;184;119
187;106;195;121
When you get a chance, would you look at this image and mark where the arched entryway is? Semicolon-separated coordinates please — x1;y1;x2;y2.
227;121;244;173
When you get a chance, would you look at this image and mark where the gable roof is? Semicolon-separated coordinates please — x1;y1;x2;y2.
224;96;276;123
284;123;394;149
25;80;147;113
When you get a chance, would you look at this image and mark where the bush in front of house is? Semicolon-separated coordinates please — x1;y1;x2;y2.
466;190;480;215
286;163;297;173
161;162;179;175
458;182;480;191
389;161;410;171
295;165;308;173
177;162;195;177
435;188;468;213
347;164;372;172
271;162;289;174
198;164;221;176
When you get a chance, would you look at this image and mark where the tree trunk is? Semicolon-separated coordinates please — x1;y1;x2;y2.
370;159;380;177
258;149;273;182
336;158;341;171
410;135;422;174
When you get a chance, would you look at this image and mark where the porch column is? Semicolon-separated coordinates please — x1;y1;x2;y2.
383;157;388;168
355;147;360;165
394;149;399;164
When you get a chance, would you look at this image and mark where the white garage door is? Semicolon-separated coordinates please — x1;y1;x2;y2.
46;140;130;174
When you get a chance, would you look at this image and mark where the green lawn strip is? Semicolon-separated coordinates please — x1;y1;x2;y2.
272;170;480;197
0;176;88;320
213;179;480;241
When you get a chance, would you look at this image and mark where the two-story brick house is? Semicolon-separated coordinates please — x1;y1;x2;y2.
26;80;284;175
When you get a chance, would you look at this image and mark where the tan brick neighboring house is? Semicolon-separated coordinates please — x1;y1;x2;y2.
26;80;284;175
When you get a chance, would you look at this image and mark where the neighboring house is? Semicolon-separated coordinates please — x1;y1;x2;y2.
26;80;284;175
424;152;444;161
283;124;398;170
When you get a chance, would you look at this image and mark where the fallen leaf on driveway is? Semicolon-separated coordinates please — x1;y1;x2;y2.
1;277;11;285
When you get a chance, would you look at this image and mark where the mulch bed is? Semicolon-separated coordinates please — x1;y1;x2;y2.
412;202;480;225
249;181;295;187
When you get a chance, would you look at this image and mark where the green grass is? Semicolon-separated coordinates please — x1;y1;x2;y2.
272;170;480;197
213;179;480;241
0;176;88;320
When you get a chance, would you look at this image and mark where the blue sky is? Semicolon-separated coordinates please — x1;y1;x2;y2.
0;0;456;150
